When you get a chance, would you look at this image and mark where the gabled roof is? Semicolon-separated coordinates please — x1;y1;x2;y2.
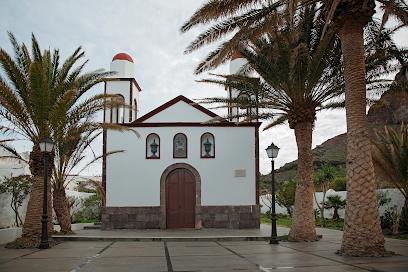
132;95;228;124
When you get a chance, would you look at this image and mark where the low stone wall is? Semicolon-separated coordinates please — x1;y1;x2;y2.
101;205;260;230
0;227;22;245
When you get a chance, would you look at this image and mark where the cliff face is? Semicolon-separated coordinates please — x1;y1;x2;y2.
367;91;408;125
368;65;408;125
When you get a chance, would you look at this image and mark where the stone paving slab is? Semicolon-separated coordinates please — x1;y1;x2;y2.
1;226;407;271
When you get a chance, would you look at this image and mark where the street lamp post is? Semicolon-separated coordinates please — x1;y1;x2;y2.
38;136;55;249
265;142;280;244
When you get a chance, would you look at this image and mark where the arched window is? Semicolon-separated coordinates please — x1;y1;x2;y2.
146;133;160;159
173;133;187;158
111;94;125;123
237;93;252;116
201;133;215;158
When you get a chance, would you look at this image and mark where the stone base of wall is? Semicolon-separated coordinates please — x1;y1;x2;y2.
101;205;260;230
101;206;163;230
198;205;260;229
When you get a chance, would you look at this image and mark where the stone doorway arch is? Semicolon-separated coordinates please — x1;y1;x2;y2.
159;163;201;229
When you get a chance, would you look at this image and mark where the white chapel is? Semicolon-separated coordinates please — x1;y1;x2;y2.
102;53;261;229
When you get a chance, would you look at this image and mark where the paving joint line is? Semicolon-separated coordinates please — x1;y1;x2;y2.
164;241;173;272
277;243;371;271
0;248;42;265
215;241;270;271
70;240;115;272
0;240;70;265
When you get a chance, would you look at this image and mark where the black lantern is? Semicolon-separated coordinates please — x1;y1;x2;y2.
38;136;55;249
265;142;279;244
266;142;279;159
204;138;212;157
150;140;158;157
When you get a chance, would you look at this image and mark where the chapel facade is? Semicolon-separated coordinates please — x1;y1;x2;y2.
102;53;260;230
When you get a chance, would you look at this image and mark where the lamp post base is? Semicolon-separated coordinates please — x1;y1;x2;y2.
38;241;49;249
270;213;279;244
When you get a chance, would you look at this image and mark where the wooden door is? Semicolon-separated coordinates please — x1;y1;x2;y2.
166;169;195;228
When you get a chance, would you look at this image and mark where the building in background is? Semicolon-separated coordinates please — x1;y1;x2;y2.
65;175;102;191
0;150;30;178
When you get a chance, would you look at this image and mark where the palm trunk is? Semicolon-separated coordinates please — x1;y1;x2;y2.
400;197;408;230
313;191;324;220
338;19;385;256
20;144;54;246
333;208;339;221
288;121;317;241
53;188;72;234
321;188;327;220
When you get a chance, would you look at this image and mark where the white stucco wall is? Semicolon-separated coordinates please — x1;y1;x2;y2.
0;152;31;228
0;189;94;228
143;101;214;123
105;80;139;123
106;125;257;207
259;189;405;219
110;59;135;78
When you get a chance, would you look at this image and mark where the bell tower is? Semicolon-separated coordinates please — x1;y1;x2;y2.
228;54;247;122
104;53;142;124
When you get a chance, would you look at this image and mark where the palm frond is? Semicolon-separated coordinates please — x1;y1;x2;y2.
180;0;265;33
0;140;28;163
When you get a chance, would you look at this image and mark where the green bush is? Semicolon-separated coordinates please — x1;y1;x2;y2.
276;179;296;216
0;174;32;227
72;192;102;222
315;218;344;230
330;178;346;191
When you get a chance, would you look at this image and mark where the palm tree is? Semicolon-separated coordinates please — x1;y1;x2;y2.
371;124;408;231
324;195;346;221
198;7;345;241
181;0;408;256
316;0;407;257
52;129;125;234
0;32;130;245
314;165;337;220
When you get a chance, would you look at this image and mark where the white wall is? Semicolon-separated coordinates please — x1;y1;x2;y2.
110;59;135;78
105;81;138;124
106;125;257;207
143;101;214;123
0;189;94;228
0;193;29;228
259;189;406;219
0;151;31;228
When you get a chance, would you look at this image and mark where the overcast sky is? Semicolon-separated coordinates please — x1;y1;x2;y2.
1;0;407;176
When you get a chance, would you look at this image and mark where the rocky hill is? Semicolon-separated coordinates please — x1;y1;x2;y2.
260;132;347;186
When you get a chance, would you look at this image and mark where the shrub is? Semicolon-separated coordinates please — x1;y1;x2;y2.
0;174;32;227
276;179;296;216
72;192;102;222
330;178;346;191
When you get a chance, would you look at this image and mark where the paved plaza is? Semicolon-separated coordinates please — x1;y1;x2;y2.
1;225;407;272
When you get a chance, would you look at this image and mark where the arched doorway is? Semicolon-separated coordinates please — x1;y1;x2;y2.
166;168;196;228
